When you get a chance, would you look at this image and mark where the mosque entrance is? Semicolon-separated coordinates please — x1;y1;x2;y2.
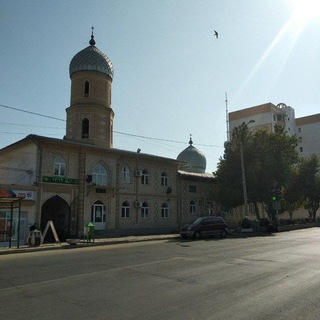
41;196;70;242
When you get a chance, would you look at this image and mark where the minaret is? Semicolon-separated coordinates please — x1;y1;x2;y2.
66;28;115;148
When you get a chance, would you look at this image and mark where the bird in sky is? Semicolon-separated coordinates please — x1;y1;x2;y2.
214;30;218;39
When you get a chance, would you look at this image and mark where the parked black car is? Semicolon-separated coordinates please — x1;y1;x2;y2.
180;216;228;239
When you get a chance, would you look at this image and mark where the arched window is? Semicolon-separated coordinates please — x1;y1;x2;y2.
161;203;169;218
122;166;131;183
93;164;107;186
190;201;196;214
141;169;149;185
84;81;90;97
82;118;89;138
91;200;106;223
54;156;66;176
161;172;168;187
141;202;149;218
121;201;130;218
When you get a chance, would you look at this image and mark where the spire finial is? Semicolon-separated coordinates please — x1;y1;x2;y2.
89;26;96;46
189;134;193;146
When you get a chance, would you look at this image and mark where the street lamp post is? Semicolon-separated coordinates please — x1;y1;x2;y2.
239;120;255;217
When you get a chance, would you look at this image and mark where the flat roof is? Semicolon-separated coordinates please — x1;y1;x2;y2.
296;114;320;126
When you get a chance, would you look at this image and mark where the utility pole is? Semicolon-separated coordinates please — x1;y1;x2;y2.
239;120;255;217
225;92;230;141
239;139;249;217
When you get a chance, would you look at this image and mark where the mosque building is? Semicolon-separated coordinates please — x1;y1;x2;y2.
0;32;216;244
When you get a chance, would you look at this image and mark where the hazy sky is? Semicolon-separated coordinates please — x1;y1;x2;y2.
1;0;320;173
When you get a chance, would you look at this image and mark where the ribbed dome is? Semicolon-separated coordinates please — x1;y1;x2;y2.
177;138;207;173
69;34;114;79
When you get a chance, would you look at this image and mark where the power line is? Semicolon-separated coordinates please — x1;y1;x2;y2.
114;131;222;148
0;104;66;122
0;103;223;148
0;122;65;129
0;132;62;136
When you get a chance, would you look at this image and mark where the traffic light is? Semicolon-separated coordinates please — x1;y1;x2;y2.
271;184;282;201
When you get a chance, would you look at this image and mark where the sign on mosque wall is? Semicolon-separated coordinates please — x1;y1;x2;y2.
12;190;35;200
42;176;79;185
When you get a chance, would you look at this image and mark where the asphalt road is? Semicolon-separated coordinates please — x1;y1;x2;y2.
1;229;320;320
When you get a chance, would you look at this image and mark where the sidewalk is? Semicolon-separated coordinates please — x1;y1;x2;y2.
0;234;180;255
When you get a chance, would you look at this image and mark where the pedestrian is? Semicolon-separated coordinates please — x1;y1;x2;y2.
29;222;38;232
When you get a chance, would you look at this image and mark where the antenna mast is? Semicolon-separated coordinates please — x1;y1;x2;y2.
225;92;230;141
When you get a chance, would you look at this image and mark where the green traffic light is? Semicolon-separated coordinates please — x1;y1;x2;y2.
272;196;277;201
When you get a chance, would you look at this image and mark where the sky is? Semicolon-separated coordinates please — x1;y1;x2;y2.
1;0;320;173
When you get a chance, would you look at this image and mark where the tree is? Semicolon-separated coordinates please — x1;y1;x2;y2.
213;124;299;220
213;123;254;212
296;155;320;221
282;166;303;221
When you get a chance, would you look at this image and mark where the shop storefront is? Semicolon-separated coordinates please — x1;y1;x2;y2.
0;190;25;248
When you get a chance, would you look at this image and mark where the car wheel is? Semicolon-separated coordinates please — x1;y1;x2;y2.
193;231;201;239
220;230;227;238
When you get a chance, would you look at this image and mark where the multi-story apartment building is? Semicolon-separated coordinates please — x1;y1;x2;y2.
229;102;296;139
229;102;320;159
295;114;320;159
228;102;320;221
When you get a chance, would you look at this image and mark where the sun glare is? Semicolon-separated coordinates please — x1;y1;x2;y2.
289;0;320;26
234;0;319;103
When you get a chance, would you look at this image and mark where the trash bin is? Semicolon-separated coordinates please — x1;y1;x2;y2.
84;222;95;243
28;229;42;246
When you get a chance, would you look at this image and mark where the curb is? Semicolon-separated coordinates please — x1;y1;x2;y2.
0;234;180;255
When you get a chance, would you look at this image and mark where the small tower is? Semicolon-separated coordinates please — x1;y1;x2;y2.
66;28;115;148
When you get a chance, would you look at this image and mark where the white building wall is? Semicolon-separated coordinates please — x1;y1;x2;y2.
296;121;320;159
0;141;38;185
229;111;272;137
229;103;296;139
280;104;296;136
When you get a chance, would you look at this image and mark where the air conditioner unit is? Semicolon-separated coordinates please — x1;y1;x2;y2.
134;200;142;208
134;170;142;177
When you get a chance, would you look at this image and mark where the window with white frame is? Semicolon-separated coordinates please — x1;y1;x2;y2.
93;164;107;186
122;166;131;183
141;202;149;218
54;156;66;176
141;170;149;185
206;199;214;215
121;201;130;218
249;203;256;215
91;200;106;223
190;200;196;214
161;172;168;187
161;203;169;218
